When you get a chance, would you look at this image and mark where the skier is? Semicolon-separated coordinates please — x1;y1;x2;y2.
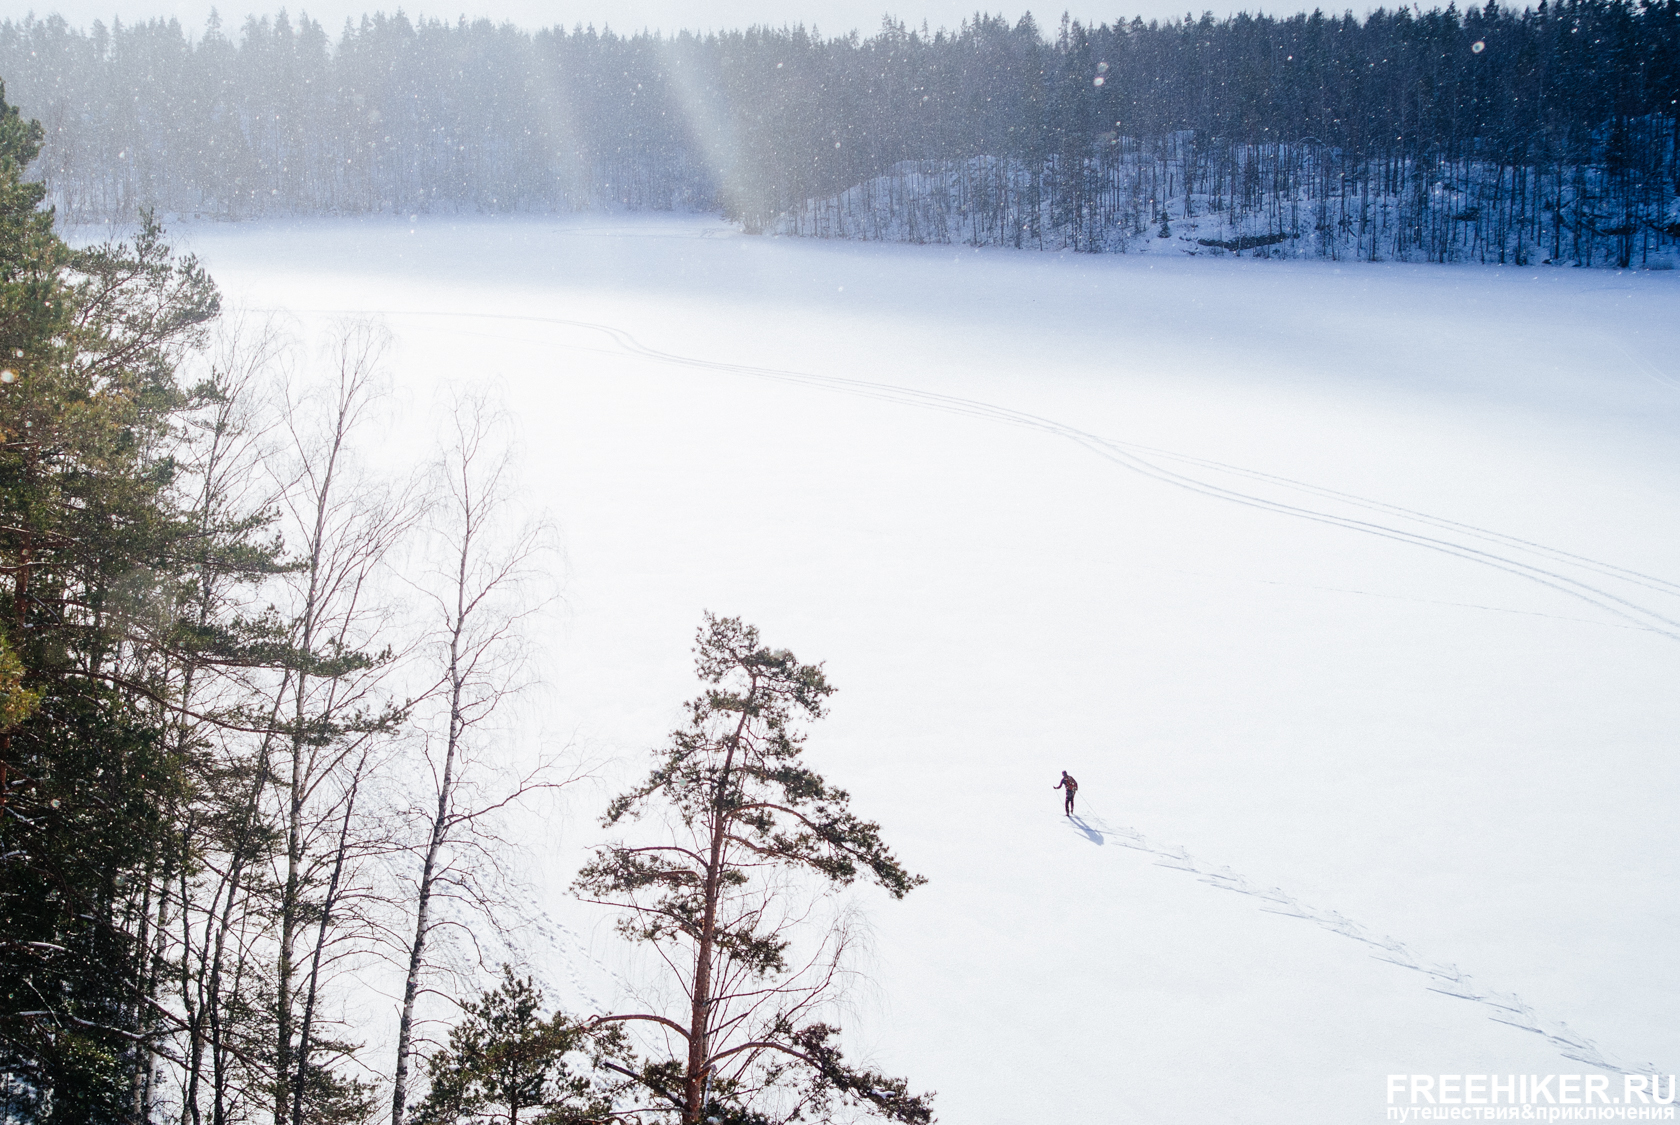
1054;771;1078;816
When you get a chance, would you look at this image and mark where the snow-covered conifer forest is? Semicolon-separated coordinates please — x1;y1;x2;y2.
1;2;1678;264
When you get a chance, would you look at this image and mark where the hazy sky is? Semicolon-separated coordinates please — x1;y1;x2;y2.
17;0;1275;39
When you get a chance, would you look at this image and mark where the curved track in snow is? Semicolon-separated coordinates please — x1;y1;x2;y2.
338;305;1680;643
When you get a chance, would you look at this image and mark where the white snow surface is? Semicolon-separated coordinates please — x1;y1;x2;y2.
169;213;1680;1123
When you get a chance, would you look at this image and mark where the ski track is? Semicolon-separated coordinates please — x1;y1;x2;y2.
1065;806;1669;1078
265;301;1677;1076
284;304;1680;644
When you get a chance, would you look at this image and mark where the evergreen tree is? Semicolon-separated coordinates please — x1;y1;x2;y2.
0;76;238;1123
411;968;612;1125
576;614;931;1125
0;79;299;1125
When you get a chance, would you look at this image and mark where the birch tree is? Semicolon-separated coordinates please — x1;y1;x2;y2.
390;396;560;1125
266;321;416;1125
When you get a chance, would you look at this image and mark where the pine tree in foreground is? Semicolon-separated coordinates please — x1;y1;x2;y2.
575;614;933;1125
411;967;613;1125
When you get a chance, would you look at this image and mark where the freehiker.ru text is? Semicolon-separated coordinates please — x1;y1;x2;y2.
1387;1075;1677;1107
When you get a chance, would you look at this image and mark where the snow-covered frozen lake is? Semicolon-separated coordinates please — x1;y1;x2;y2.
173;213;1680;1123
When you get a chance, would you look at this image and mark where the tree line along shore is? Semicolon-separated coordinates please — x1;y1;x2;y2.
1;1;1676;265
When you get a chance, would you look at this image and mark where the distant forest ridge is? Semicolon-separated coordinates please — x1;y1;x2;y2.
1;2;1676;265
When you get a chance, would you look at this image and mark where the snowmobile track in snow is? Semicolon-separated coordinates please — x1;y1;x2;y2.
334;304;1680;645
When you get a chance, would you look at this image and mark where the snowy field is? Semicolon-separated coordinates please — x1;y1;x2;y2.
169;214;1680;1123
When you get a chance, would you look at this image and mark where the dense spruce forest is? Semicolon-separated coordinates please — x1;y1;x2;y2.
0;2;1677;264
0;77;931;1125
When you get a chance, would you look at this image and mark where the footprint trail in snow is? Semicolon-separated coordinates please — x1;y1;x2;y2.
1063;810;1671;1079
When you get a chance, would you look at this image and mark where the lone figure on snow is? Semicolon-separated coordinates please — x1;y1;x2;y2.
1055;771;1078;816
